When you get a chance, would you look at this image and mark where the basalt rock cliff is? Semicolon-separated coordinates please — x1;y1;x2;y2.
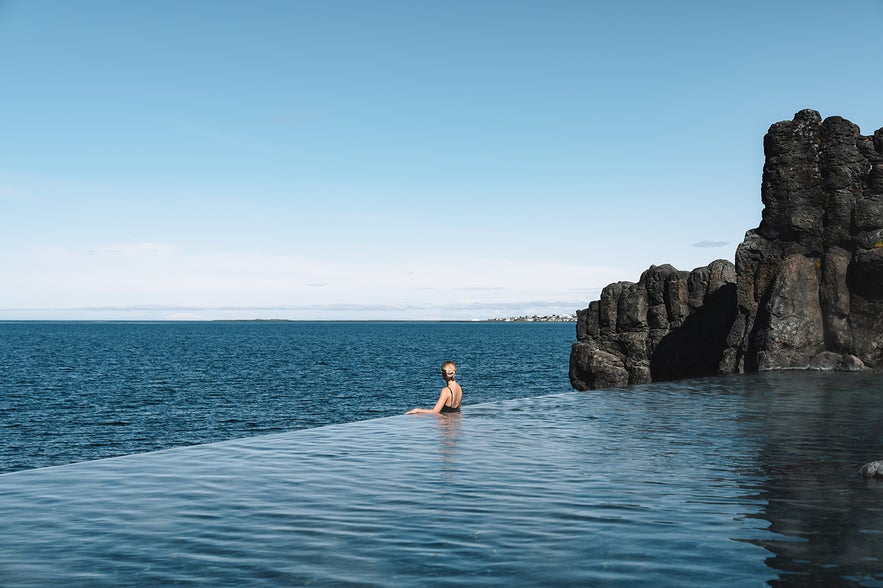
570;110;883;390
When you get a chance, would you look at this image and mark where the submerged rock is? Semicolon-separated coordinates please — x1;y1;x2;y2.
859;461;883;479
570;110;883;390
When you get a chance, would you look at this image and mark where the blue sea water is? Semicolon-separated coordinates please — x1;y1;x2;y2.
0;321;571;473
2;321;883;586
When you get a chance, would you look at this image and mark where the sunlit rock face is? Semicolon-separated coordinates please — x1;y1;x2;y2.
730;110;883;374
570;110;883;390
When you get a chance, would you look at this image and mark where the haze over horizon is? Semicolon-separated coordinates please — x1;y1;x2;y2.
2;0;881;321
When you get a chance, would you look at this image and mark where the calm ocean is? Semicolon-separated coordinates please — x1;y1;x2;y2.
0;321;574;473
2;321;883;586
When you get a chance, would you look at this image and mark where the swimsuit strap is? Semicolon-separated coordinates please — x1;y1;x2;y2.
446;384;458;408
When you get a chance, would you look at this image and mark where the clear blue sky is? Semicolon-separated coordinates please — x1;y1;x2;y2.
1;0;881;320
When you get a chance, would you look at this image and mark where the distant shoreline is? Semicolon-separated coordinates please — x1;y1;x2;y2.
215;315;578;323
0;317;577;324
486;313;576;323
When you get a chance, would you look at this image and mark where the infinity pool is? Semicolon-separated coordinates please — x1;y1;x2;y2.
3;373;883;586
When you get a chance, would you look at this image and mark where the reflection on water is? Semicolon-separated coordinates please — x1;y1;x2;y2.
433;413;462;481
739;372;883;587
1;372;883;586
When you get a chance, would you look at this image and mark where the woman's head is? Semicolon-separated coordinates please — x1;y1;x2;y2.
441;361;457;379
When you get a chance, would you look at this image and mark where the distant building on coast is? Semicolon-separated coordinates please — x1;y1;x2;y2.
488;314;576;322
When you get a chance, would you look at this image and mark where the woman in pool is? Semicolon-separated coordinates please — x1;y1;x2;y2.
406;361;462;415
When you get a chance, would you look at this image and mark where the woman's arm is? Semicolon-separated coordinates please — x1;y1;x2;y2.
405;387;450;415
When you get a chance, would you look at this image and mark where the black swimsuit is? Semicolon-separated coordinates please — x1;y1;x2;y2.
440;385;460;413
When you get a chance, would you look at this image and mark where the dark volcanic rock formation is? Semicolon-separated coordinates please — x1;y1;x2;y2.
727;109;883;374
569;261;737;389
570;110;883;390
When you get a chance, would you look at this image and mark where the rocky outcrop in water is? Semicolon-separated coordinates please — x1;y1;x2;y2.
726;109;883;374
570;110;883;390
859;460;883;479
569;261;737;389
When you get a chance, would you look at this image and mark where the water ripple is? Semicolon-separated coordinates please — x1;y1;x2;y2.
0;387;781;587
3;370;883;585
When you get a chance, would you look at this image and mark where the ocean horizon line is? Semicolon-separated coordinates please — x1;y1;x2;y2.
0;316;577;324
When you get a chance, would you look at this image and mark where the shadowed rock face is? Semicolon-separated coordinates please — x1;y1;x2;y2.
570;261;737;389
570;110;883;390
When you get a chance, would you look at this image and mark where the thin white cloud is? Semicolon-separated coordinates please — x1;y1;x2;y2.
276;110;320;126
692;240;730;248
0;299;587;321
0;182;29;201
89;242;176;255
0;246;632;320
